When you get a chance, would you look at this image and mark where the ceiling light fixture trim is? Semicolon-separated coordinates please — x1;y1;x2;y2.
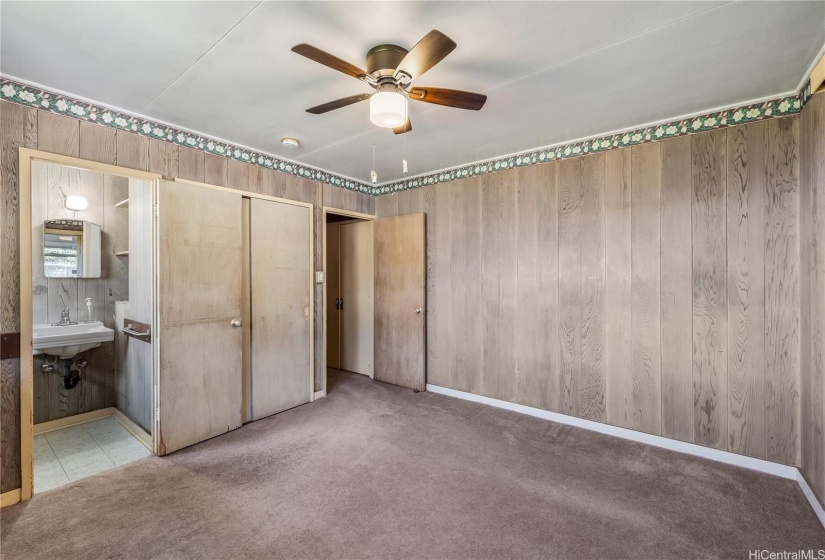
0;77;372;194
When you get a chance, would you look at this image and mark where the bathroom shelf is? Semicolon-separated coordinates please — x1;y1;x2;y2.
114;198;129;209
114;250;129;257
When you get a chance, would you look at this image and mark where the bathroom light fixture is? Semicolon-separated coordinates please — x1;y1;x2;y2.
281;137;301;149
369;88;407;129
65;195;87;211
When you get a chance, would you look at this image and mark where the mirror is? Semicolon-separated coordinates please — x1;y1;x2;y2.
43;219;101;278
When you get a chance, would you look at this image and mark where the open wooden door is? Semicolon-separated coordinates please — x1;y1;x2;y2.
341;221;374;377
374;213;426;390
249;198;312;419
157;180;243;454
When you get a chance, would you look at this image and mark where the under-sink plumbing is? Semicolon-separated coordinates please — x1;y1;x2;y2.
41;355;86;390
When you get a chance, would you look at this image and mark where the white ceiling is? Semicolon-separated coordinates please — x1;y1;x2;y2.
2;1;823;184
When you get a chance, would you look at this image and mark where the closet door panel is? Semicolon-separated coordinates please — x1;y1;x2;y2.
250;198;312;419
158;180;243;455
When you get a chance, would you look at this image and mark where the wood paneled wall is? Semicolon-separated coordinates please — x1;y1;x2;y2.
0;101;374;493
801;92;825;507
377;117;803;468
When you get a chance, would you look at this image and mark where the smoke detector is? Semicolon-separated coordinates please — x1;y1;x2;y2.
281;137;301;149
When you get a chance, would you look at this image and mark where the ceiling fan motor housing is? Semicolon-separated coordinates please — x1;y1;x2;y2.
366;44;408;78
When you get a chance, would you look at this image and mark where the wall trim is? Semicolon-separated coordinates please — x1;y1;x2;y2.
426;383;825;529
0;74;815;197
379;84;810;195
313;390;327;400
1;489;21;508
34;407;117;435
112;409;152;451
0;75;373;195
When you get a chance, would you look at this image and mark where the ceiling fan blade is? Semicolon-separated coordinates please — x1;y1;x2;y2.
292;43;368;80
408;87;487;110
394;30;456;81
306;93;372;114
393;118;412;135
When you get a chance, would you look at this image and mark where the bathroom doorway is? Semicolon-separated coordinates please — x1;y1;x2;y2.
19;149;161;500
323;208;374;394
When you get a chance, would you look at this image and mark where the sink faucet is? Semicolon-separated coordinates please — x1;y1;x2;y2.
52;294;76;326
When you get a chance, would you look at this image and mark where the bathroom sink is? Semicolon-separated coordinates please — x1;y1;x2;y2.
33;321;114;359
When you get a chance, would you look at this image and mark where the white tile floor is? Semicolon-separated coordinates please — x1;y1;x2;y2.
34;417;151;494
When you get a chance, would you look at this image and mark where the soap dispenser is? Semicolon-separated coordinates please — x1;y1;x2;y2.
83;297;93;323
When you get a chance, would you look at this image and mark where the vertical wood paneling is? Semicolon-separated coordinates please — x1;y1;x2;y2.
449;178;482;393
1;101;36;493
726;122;766;458
481;172;517;400
764;117;800;465
558;158;582;415
204;153;228;187
37;112;78;157
375;193;398;217
115;131;149;171
537;163;560;411
426;184;451;388
661;136;694;443
631;142;662;435
516;166;541;408
605;149;632;428
801;93;825;502
227;158;249;191
579;154;606;421
148;138;179;180
262;168;287;199
398;188;424;215
692;129;728;449
178;146;205;182
79;122;116;165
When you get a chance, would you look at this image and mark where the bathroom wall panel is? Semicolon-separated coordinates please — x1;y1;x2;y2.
116;132;149;171
204;152;228;187
37;112;78;158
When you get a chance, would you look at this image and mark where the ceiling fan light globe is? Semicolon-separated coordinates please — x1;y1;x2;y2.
369;91;407;128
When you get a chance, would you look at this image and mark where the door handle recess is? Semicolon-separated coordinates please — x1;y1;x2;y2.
231;319;242;327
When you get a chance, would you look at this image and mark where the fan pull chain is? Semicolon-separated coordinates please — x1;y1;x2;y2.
371;126;378;184
402;99;409;173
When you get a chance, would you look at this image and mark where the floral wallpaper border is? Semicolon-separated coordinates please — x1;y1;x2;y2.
0;76;814;197
0;77;373;194
376;79;814;195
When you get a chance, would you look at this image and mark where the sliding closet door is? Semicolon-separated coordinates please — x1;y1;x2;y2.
374;214;426;391
340;221;374;376
249;198;312;419
158;180;243;455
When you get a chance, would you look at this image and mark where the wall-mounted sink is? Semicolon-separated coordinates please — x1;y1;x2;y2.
33;321;114;359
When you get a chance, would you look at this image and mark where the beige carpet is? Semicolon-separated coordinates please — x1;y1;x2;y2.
2;369;823;559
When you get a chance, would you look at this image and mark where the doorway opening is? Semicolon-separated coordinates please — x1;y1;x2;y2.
324;209;375;394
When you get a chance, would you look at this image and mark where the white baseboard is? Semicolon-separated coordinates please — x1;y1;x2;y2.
34;407;117;435
797;471;825;528
426;383;824;528
112;409;152;451
314;390;327;400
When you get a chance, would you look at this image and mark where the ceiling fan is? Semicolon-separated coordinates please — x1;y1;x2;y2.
292;30;487;135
